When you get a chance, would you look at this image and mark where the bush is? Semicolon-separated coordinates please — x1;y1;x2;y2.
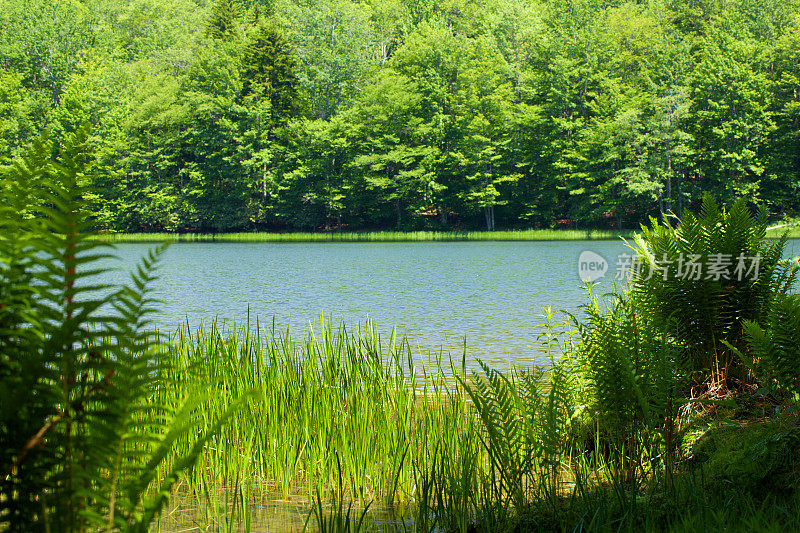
740;292;800;397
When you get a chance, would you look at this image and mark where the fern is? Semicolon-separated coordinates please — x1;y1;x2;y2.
629;194;798;384
0;131;59;531
569;196;794;492
0;128;243;532
462;351;579;512
740;292;800;396
573;290;681;491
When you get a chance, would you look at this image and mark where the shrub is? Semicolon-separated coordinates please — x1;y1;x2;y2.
740;292;800;397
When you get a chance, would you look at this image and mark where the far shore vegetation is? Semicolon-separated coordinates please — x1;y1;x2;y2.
93;224;800;243
2;0;800;235
96;228;634;243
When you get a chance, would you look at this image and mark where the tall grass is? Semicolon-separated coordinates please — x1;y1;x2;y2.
92;225;800;244
96;229;631;243
154;316;591;530
768;223;800;239
152;315;800;532
159;318;481;507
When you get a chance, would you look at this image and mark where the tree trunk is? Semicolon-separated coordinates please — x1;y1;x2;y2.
324;169;331;231
666;139;672;214
395;198;401;229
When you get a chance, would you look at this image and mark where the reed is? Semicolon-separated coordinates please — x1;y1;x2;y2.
150;314;800;532
158;318;482;507
150;313;629;531
95;228;632;243
89;223;800;243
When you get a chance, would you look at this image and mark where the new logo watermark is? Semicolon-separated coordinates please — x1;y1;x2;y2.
578;251;608;282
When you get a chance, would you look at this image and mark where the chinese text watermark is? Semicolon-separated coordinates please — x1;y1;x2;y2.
578;252;761;282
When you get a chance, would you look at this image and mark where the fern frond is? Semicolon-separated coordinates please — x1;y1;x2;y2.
1;126;243;533
629;193;794;383
742;294;800;394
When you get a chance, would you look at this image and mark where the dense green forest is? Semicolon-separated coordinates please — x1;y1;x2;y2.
1;0;799;231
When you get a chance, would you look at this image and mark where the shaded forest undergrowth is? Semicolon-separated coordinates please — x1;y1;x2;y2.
3;133;800;532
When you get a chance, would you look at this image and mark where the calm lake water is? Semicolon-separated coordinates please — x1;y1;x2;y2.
101;239;800;366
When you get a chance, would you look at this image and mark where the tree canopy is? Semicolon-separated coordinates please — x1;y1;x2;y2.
1;0;799;231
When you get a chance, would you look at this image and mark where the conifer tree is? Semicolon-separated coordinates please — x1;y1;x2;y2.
206;0;240;40
240;19;300;122
239;19;300;223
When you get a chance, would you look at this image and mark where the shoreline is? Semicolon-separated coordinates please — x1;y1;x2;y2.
94;229;635;243
93;226;800;243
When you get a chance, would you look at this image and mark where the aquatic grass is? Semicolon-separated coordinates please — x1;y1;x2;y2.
306;487;371;533
88;224;800;243
767;223;800;239
304;457;373;533
145;314;795;532
147;314;800;532
151;315;624;529
158;318;483;508
94;228;632;243
152;313;606;531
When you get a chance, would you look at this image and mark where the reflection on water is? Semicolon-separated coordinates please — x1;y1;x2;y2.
158;489;413;532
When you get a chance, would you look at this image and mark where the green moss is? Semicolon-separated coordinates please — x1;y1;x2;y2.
688;420;800;491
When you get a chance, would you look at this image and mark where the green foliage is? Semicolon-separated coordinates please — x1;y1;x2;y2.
564;197;799;510
107;0;206;62
690;420;800;492
577;294;679;435
629;195;798;383
240;17;299;116
0;0;96;108
687;30;774;204
4;0;800;232
574;290;682;497
0;70;32;161
0;129;241;531
283;0;379;120
141;313;800;532
93;227;632;242
741;292;800;394
305;460;372;533
207;0;241;40
463;359;577;514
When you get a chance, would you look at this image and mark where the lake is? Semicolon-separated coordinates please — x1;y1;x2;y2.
101;239;800;366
